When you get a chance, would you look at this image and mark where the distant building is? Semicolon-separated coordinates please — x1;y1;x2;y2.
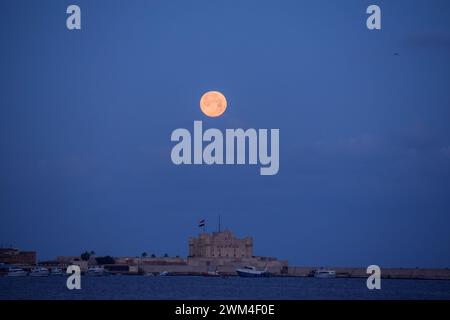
0;248;37;265
189;229;253;258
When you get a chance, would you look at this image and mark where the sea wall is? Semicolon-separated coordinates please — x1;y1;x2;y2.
287;266;450;280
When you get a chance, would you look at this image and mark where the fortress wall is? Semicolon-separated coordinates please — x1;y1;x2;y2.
139;257;288;275
140;265;207;274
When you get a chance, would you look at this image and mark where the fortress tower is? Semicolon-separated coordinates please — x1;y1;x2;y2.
188;229;253;259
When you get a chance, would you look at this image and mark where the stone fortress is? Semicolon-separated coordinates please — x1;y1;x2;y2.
187;229;288;275
115;229;289;275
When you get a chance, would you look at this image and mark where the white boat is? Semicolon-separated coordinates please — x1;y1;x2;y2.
7;267;27;277
158;271;169;276
203;270;220;277
203;266;220;277
314;269;336;278
236;265;270;278
30;267;49;277
50;267;64;276
86;266;106;276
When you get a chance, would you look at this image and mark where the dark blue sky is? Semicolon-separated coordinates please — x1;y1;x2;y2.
1;0;450;267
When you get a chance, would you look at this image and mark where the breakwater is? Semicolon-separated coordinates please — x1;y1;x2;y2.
287;267;450;280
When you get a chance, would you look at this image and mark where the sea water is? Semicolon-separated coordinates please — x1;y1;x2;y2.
1;276;450;300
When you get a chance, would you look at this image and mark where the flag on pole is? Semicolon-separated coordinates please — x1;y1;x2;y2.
199;219;205;228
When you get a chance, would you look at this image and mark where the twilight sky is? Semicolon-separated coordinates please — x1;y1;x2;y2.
1;0;450;267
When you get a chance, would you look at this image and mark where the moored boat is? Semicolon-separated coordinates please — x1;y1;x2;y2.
7;267;27;277
29;267;49;277
314;269;336;278
202;270;220;277
236;265;270;278
50;267;64;276
86;266;106;276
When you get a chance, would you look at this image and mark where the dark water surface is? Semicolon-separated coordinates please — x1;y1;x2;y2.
1;276;450;300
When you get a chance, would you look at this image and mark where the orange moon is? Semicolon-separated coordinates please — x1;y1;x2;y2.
200;91;227;117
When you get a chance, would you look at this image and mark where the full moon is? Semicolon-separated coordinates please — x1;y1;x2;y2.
200;91;227;117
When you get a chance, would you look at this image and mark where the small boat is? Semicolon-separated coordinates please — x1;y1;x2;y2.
158;271;169;276
203;270;220;277
7;267;27;277
30;267;49;277
50;267;64;276
203;267;220;277
314;269;336;278
236;265;270;278
86;266;106;276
